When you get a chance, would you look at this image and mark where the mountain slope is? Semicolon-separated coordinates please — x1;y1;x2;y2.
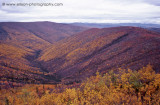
0;22;88;84
0;22;88;44
39;26;160;83
1;22;160;85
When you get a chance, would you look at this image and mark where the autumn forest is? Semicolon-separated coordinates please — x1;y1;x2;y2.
0;22;160;105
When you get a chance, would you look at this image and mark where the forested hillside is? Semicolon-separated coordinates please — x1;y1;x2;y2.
0;22;160;105
1;65;160;105
0;22;88;84
39;26;160;84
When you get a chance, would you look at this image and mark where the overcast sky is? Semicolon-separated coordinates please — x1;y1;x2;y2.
0;0;160;23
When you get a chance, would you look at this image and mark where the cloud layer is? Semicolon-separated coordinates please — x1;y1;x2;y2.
0;0;160;23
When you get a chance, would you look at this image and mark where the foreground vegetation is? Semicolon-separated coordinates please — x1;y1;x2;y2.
0;65;160;105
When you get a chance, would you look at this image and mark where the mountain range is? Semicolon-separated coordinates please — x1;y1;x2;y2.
0;22;160;85
0;22;88;84
71;23;160;28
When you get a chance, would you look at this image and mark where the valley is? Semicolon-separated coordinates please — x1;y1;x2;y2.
0;22;88;85
0;22;160;85
0;22;160;105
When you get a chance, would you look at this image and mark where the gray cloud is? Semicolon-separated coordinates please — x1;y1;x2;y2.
143;0;160;6
0;0;160;23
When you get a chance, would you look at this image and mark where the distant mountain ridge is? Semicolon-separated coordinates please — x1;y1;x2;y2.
0;22;88;44
147;28;160;33
71;23;160;28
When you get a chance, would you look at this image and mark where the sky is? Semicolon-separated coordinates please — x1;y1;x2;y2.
0;0;160;23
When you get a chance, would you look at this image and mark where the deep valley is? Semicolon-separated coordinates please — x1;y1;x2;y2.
0;22;160;85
